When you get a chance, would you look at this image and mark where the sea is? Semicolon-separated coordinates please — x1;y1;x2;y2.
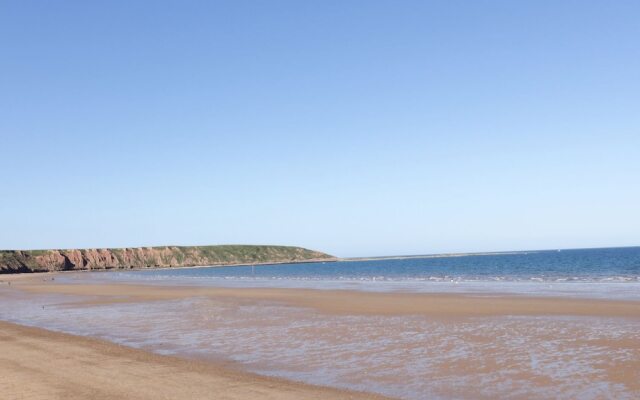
77;246;640;300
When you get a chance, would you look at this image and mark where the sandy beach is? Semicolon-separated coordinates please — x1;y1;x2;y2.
0;320;384;400
2;273;640;399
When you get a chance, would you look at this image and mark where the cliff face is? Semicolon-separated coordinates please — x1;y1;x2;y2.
0;245;335;273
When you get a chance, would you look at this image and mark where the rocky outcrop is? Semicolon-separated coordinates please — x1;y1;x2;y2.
0;245;335;274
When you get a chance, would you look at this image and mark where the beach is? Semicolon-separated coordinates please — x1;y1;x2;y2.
2;270;640;399
6;275;640;318
0;320;383;400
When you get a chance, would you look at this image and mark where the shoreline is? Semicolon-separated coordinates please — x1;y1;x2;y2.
0;257;338;276
341;245;640;262
0;245;336;274
5;275;640;318
3;244;638;276
341;251;539;262
0;320;387;400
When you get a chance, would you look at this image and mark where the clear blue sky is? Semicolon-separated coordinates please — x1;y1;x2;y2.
1;1;639;257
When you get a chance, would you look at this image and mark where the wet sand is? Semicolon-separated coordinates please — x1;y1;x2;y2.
0;320;384;400
2;273;640;399
5;273;640;318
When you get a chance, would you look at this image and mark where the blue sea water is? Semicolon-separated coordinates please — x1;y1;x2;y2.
85;246;640;299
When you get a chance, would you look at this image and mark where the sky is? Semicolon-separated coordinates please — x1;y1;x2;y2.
1;1;639;257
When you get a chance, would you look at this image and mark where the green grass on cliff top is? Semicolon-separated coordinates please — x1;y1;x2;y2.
1;245;333;261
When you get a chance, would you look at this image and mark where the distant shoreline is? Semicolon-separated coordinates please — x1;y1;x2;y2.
342;245;640;262
340;250;535;262
3;244;638;274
